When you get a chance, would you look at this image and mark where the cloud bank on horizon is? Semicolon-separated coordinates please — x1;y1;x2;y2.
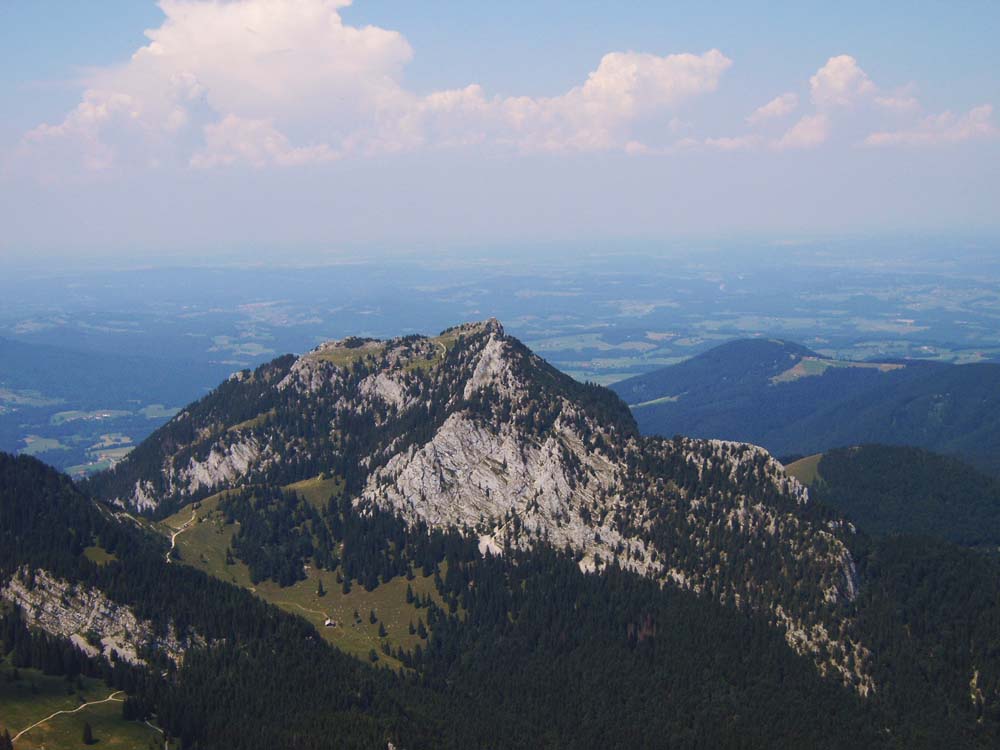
13;0;998;176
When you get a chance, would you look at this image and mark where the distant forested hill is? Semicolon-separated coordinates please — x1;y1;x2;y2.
611;339;1000;475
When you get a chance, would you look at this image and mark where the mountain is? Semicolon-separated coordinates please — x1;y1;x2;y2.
787;445;1000;549
610;338;1000;476
6;321;1000;746
86;321;868;685
0;452;886;749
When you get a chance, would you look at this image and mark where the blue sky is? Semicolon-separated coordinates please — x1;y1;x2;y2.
1;0;998;261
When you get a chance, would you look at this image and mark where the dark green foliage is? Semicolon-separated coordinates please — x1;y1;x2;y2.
811;445;1000;547
220;486;319;585
0;452;108;580
82;721;95;745
1;605;151;706
612;339;1000;475
852;535;1000;744
407;545;882;749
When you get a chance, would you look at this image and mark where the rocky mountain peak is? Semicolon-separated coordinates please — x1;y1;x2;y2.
86;320;870;689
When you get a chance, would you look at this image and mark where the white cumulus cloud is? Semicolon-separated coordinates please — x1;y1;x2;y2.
18;0;732;171
190;115;339;168
864;105;998;147
746;92;798;125
705;135;763;151
773;114;830;150
809;55;876;108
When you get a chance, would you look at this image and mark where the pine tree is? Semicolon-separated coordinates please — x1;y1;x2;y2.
378;622;387;638
0;729;13;750
83;721;95;745
317;578;326;597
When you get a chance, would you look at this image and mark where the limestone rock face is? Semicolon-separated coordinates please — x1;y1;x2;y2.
1;568;196;666
362;412;648;575
174;437;266;495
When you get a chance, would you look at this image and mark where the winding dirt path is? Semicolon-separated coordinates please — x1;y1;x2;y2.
12;691;125;743
277;601;330;619
166;508;198;563
145;719;169;750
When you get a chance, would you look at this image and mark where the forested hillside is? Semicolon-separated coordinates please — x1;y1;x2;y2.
789;445;1000;548
6;452;1000;747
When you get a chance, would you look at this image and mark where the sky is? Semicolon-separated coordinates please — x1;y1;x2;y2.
1;0;998;263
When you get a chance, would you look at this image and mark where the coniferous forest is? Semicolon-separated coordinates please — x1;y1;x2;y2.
5;449;1000;748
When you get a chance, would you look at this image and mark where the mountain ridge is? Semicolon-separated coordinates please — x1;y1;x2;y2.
85;320;870;690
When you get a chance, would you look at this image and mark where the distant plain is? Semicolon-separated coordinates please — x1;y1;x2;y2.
3;239;999;473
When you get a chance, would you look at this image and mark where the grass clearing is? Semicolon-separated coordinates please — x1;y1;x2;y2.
785;453;824;485
89;433;132;449
83;545;118;566
0;659;165;750
771;357;905;384
140;404;180;419
306;341;386;368
18;436;69;456
0;388;63;408
88;446;133;462
404;331;460;373
12;698;166;750
50;410;131;426
160;480;442;667
284;475;344;510
227;408;276;433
